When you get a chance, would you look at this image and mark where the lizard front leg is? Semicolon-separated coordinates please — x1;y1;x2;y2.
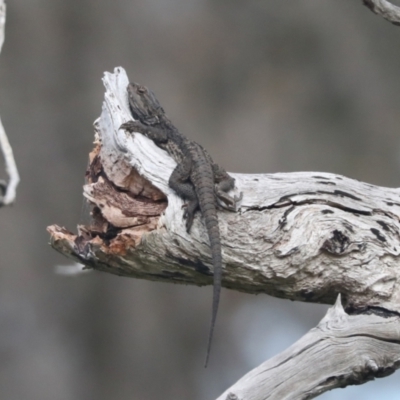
120;120;168;144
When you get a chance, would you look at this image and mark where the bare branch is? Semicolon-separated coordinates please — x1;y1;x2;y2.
363;0;400;25
0;1;4;53
47;67;400;398
217;295;400;400
48;67;400;312
0;117;20;205
0;1;20;205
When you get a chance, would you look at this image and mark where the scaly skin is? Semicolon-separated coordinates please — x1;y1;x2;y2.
120;82;241;366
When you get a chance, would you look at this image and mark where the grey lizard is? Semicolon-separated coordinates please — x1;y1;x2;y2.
120;82;241;366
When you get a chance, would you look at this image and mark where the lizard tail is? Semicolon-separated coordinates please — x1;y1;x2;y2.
202;206;222;368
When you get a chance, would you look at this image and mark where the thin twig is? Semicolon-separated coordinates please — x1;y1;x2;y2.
363;0;400;25
0;0;20;205
0;0;4;53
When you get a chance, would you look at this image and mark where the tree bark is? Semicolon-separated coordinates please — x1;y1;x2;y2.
48;67;400;398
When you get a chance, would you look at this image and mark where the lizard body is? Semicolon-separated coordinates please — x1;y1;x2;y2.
120;83;241;366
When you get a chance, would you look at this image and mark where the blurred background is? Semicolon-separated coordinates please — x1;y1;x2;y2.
0;0;400;399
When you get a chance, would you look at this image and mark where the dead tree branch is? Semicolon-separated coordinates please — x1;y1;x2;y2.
363;0;400;25
218;295;400;400
48;67;400;398
0;0;20;205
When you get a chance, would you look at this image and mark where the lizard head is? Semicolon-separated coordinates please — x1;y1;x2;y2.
127;82;165;125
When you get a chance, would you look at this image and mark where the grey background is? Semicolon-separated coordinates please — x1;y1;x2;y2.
0;1;400;399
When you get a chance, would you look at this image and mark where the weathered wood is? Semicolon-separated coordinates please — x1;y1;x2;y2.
363;0;400;25
49;68;400;314
47;67;400;398
217;295;400;400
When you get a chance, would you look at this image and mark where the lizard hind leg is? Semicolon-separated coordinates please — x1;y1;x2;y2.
168;159;199;233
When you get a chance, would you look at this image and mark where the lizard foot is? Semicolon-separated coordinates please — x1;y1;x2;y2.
217;191;243;211
182;201;197;233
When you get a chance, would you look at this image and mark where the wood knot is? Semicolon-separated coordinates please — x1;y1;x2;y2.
322;229;350;255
